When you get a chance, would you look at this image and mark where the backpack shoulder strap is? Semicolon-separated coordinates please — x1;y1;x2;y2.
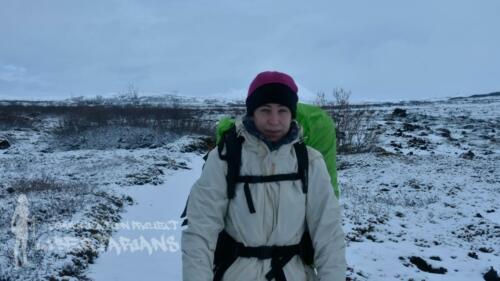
293;141;309;194
293;142;314;266
218;126;243;199
182;126;243;223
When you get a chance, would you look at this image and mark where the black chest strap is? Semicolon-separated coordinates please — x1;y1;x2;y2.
218;128;309;214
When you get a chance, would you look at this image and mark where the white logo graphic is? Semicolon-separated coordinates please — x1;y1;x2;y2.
10;194;31;267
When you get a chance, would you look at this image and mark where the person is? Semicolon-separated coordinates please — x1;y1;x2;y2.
182;71;346;281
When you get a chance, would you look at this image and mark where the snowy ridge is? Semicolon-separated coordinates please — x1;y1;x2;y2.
0;93;244;108
1;91;499;109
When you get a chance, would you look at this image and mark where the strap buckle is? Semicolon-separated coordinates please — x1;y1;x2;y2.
257;246;274;259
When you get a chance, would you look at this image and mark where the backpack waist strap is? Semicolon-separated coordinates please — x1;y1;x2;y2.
213;230;311;281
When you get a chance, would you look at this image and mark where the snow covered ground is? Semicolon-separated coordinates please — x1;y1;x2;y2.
339;96;499;280
86;153;203;281
1;95;499;280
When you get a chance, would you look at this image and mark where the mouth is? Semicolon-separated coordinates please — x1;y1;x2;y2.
263;129;284;141
264;129;281;135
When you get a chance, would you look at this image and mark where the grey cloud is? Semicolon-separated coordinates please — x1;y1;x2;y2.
1;0;499;101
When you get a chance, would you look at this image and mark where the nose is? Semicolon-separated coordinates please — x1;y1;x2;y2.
268;111;280;125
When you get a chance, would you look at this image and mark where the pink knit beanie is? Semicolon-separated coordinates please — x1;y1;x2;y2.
246;71;299;117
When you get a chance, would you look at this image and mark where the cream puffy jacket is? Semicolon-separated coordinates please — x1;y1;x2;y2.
182;120;346;281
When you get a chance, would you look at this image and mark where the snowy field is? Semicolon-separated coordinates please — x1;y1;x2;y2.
0;95;499;280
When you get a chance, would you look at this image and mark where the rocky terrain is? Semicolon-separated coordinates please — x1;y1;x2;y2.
0;94;499;280
338;95;499;280
0;104;210;280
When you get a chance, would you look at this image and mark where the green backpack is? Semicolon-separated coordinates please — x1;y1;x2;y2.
215;103;340;198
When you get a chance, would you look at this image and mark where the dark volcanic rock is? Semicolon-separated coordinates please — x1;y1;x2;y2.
468;252;479;259
0;138;10;149
409;256;447;274
484;267;500;281
436;128;452;138
408;137;429;150
479;247;494;253
403;123;422;131
461;150;475;160
392;108;407;118
390;141;402;148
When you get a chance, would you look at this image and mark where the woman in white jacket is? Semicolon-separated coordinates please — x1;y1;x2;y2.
182;71;346;281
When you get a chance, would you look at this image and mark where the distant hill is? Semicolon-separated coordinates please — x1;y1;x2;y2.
0;94;244;108
449;91;500;100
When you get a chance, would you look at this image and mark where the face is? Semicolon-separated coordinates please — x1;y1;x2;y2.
252;103;292;142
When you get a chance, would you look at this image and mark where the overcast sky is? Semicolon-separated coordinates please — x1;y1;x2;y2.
1;0;499;102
